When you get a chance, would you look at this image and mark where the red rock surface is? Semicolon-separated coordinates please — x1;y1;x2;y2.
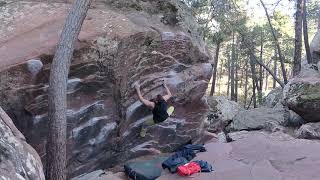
0;1;211;178
158;131;320;180
0;2;144;71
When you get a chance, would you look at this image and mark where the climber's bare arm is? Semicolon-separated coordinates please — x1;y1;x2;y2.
135;85;155;109
162;83;172;102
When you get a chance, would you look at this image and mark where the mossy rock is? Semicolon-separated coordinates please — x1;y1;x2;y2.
284;79;320;122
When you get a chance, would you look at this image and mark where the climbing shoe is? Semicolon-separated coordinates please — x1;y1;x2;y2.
140;127;147;137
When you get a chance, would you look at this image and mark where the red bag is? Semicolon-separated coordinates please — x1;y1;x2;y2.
177;162;201;176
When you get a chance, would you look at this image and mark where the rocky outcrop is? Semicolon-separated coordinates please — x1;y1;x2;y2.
160;131;320;180
205;96;242;133
228;107;289;132
263;87;283;108
0;107;44;180
283;31;320;122
288;109;305;127
0;0;211;178
310;31;320;67
295;122;320;140
283;77;320;122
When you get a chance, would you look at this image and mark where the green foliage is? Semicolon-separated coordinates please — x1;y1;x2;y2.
185;0;317;105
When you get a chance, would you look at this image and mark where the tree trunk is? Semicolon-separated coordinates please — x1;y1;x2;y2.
210;41;221;96
240;66;244;88
293;0;303;76
227;48;231;97
303;0;312;64
236;29;285;87
317;9;320;31
218;58;224;94
235;43;239;102
244;58;249;108
249;54;260;107
252;78;257;108
265;67;269;91
230;33;236;101
273;49;278;89
258;34;263;104
46;0;92;180
318;11;320;30
260;0;288;84
259;31;264;90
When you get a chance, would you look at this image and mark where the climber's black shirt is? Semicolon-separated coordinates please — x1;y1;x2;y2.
152;99;169;123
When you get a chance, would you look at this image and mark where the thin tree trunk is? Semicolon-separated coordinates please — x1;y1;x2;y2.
210;41;221;96
218;57;224;94
252;79;257;108
230;33;236;101
250;54;260;107
244;58;249;108
46;0;92;180
273;49;278;89
237;30;285;87
235;43;239;102
218;59;222;94
259;31;264;92
240;66;244;88
227;48;231;97
318;11;320;30
265;66;269;91
303;0;312;64
293;0;303;76
235;62;238;102
258;34;263;104
260;0;288;84
247;95;254;110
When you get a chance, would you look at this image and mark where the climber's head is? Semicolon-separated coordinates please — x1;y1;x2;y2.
155;94;164;103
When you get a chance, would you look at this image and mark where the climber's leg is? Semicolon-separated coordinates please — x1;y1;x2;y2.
140;118;155;137
167;106;175;116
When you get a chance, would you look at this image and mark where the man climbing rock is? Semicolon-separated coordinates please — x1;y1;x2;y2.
135;81;174;137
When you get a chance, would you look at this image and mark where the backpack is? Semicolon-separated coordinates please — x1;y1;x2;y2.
162;157;189;173
177;162;201;176
193;160;214;172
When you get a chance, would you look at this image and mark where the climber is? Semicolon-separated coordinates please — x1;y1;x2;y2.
135;81;174;137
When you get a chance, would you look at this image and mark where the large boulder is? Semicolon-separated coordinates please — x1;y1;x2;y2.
228;107;289;132
0;107;45;180
295;122;320;140
205;96;242;133
310;31;320;67
283;31;320;122
0;0;211;178
283;74;320;122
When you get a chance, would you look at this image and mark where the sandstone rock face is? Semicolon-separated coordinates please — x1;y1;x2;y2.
296;122;320;140
205;96;242;133
0;107;45;180
160;131;320;180
0;1;211;178
228;107;289;132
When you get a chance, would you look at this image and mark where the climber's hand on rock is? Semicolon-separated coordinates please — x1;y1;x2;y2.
134;83;140;90
161;80;166;86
